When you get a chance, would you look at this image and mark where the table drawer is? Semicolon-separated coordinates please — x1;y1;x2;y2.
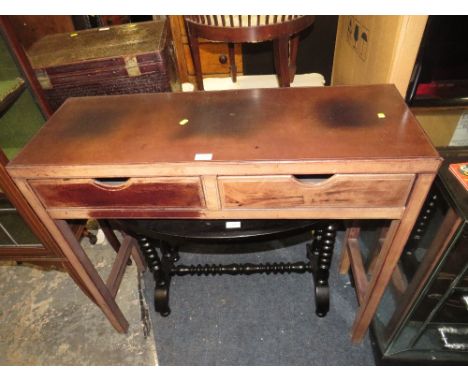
30;177;205;210
218;174;415;209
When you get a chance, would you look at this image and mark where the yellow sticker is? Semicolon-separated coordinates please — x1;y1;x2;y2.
179;118;189;126
377;113;386;119
70;32;78;37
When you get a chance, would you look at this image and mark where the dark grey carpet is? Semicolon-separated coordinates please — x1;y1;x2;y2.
143;230;376;365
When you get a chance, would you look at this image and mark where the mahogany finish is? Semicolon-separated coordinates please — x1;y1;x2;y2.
7;85;441;342
31;177;205;210
11;85;438;169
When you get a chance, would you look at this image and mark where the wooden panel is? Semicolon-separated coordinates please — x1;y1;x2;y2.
8;160;443;180
218;174;415;209
30;177;205;210
44;205;406;220
332;16;427;97
201;175;221;210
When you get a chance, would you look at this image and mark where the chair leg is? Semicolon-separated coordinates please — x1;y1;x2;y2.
186;28;204;90
289;34;300;83
228;42;237;83
97;219;135;265
273;36;291;87
98;219;121;253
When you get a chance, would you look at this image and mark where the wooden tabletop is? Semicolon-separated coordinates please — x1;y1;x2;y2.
9;85;440;169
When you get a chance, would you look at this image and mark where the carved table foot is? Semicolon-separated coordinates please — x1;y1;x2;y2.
137;236;179;316
308;223;338;317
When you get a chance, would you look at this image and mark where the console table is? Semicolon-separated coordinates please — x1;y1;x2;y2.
7;85;441;343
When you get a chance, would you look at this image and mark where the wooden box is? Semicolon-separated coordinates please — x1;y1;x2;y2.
27;20;177;111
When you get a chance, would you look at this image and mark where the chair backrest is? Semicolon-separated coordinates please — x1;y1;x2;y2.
185;15;302;27
184;15;315;43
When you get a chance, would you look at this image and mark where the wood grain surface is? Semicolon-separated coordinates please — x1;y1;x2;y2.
219;174;414;209
9;85;440;170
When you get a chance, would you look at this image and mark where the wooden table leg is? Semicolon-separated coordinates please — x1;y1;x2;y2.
339;221;359;275
339;227;352;275
351;173;436;343
62;262;98;305
367;225;389;278
98;219;121;253
55;220;129;332
14;179;129;333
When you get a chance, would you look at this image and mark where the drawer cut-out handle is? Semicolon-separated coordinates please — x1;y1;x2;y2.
93;177;131;188
292;174;334;184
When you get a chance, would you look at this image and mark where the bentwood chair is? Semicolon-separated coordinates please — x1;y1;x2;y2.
184;15;315;90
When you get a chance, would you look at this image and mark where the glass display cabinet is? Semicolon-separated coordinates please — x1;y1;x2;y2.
0;20;49;260
0;17;112;266
367;147;468;364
